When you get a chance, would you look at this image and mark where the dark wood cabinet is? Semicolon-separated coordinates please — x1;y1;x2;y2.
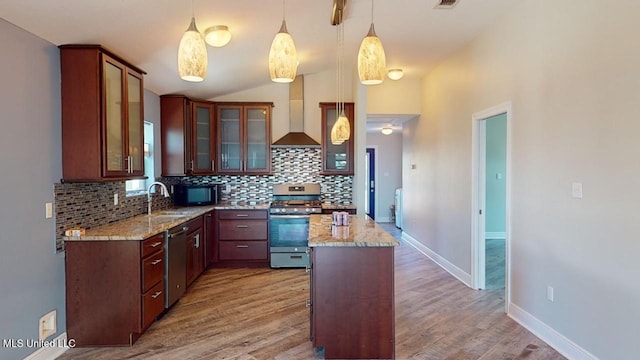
215;209;269;266
65;233;165;346
185;216;205;287
216;103;272;174
320;102;355;175
310;246;395;359
204;211;217;267
160;95;216;176
60;45;145;181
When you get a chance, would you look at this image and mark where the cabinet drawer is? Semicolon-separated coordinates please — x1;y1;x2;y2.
141;282;164;330
218;210;267;220
142;250;164;292
219;220;267;240
141;234;165;258
219;241;268;260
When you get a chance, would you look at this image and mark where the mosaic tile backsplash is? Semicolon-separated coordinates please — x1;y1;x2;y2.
55;147;353;251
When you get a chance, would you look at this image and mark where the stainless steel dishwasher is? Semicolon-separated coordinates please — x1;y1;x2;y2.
165;224;188;308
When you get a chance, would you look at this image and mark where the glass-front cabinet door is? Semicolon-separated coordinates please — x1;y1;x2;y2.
320;102;354;175
102;55;145;178
103;58;125;175
244;105;270;173
217;105;242;172
216;103;272;174
127;71;144;176
191;102;215;174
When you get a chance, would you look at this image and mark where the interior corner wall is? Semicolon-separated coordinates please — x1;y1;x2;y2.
0;18;66;359
402;1;640;358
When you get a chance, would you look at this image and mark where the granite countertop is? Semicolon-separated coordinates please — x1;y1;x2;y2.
321;203;357;210
213;201;270;210
308;214;399;247
63;206;216;241
63;202;270;242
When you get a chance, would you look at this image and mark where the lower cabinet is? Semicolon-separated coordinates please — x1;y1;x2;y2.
216;209;269;266
65;233;165;346
310;246;395;359
185;216;205;287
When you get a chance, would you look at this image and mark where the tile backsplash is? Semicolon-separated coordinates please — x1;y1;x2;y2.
54;147;353;251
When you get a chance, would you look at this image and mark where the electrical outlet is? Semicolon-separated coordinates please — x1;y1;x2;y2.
39;310;56;341
45;202;53;219
114;193;119;206
547;286;554;302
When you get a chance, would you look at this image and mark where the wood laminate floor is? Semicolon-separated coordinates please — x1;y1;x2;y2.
58;225;565;360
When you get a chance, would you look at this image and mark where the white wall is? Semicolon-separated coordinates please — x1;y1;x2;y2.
366;133;402;222
403;1;640;358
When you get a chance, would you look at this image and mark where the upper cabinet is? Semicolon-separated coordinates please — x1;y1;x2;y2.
60;45;145;181
160;95;215;176
216;102;272;175
320;102;355;175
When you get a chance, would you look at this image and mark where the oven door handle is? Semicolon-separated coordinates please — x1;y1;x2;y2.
269;215;311;219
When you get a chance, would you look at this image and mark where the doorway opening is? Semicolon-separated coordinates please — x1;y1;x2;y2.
365;147;376;220
471;102;512;311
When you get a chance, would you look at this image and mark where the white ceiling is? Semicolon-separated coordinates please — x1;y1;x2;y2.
0;0;520;112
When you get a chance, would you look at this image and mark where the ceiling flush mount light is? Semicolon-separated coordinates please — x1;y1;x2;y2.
387;68;403;80
358;0;386;85
269;0;298;83
204;25;232;47
381;126;393;135
178;15;208;82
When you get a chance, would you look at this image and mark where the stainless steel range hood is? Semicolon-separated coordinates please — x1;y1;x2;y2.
272;75;320;147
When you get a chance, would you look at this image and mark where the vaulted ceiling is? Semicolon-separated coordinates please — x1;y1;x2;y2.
0;0;520;102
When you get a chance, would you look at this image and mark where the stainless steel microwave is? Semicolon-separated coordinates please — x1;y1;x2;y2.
173;184;219;206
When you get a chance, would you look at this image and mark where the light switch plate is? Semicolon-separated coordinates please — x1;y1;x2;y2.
571;182;583;199
45;203;53;219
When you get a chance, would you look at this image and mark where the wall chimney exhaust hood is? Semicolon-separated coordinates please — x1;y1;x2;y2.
272;75;320;147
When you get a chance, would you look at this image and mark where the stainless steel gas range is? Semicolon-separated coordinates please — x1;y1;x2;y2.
269;183;322;268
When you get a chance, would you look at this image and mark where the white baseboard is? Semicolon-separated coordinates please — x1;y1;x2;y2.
508;303;599;360
375;216;392;223
23;332;70;360
485;231;506;239
402;232;473;288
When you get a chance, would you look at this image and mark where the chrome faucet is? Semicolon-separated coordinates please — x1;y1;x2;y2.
147;182;170;216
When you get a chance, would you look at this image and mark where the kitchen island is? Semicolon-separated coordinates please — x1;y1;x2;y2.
308;214;399;360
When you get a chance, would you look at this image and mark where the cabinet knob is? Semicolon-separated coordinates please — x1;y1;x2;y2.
151;259;162;265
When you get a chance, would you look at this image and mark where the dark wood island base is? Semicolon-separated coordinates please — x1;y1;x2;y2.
308;214;399;359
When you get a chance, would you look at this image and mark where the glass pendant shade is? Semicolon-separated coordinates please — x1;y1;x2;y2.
381;126;393;135
269;20;298;83
387;68;403;80
331;110;350;145
357;23;386;85
178;17;208;82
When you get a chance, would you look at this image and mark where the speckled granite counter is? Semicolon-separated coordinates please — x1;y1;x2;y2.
213;201;270;210
321;203;357;211
63;202;270;241
308;214;399;247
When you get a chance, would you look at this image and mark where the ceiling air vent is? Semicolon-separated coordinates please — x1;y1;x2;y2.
434;0;459;9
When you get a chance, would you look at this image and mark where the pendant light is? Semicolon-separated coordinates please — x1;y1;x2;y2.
269;0;298;83
331;8;350;145
357;0;386;85
381;126;393;135
177;2;207;82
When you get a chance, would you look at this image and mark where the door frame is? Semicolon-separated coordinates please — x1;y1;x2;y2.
365;147;376;220
471;102;512;311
